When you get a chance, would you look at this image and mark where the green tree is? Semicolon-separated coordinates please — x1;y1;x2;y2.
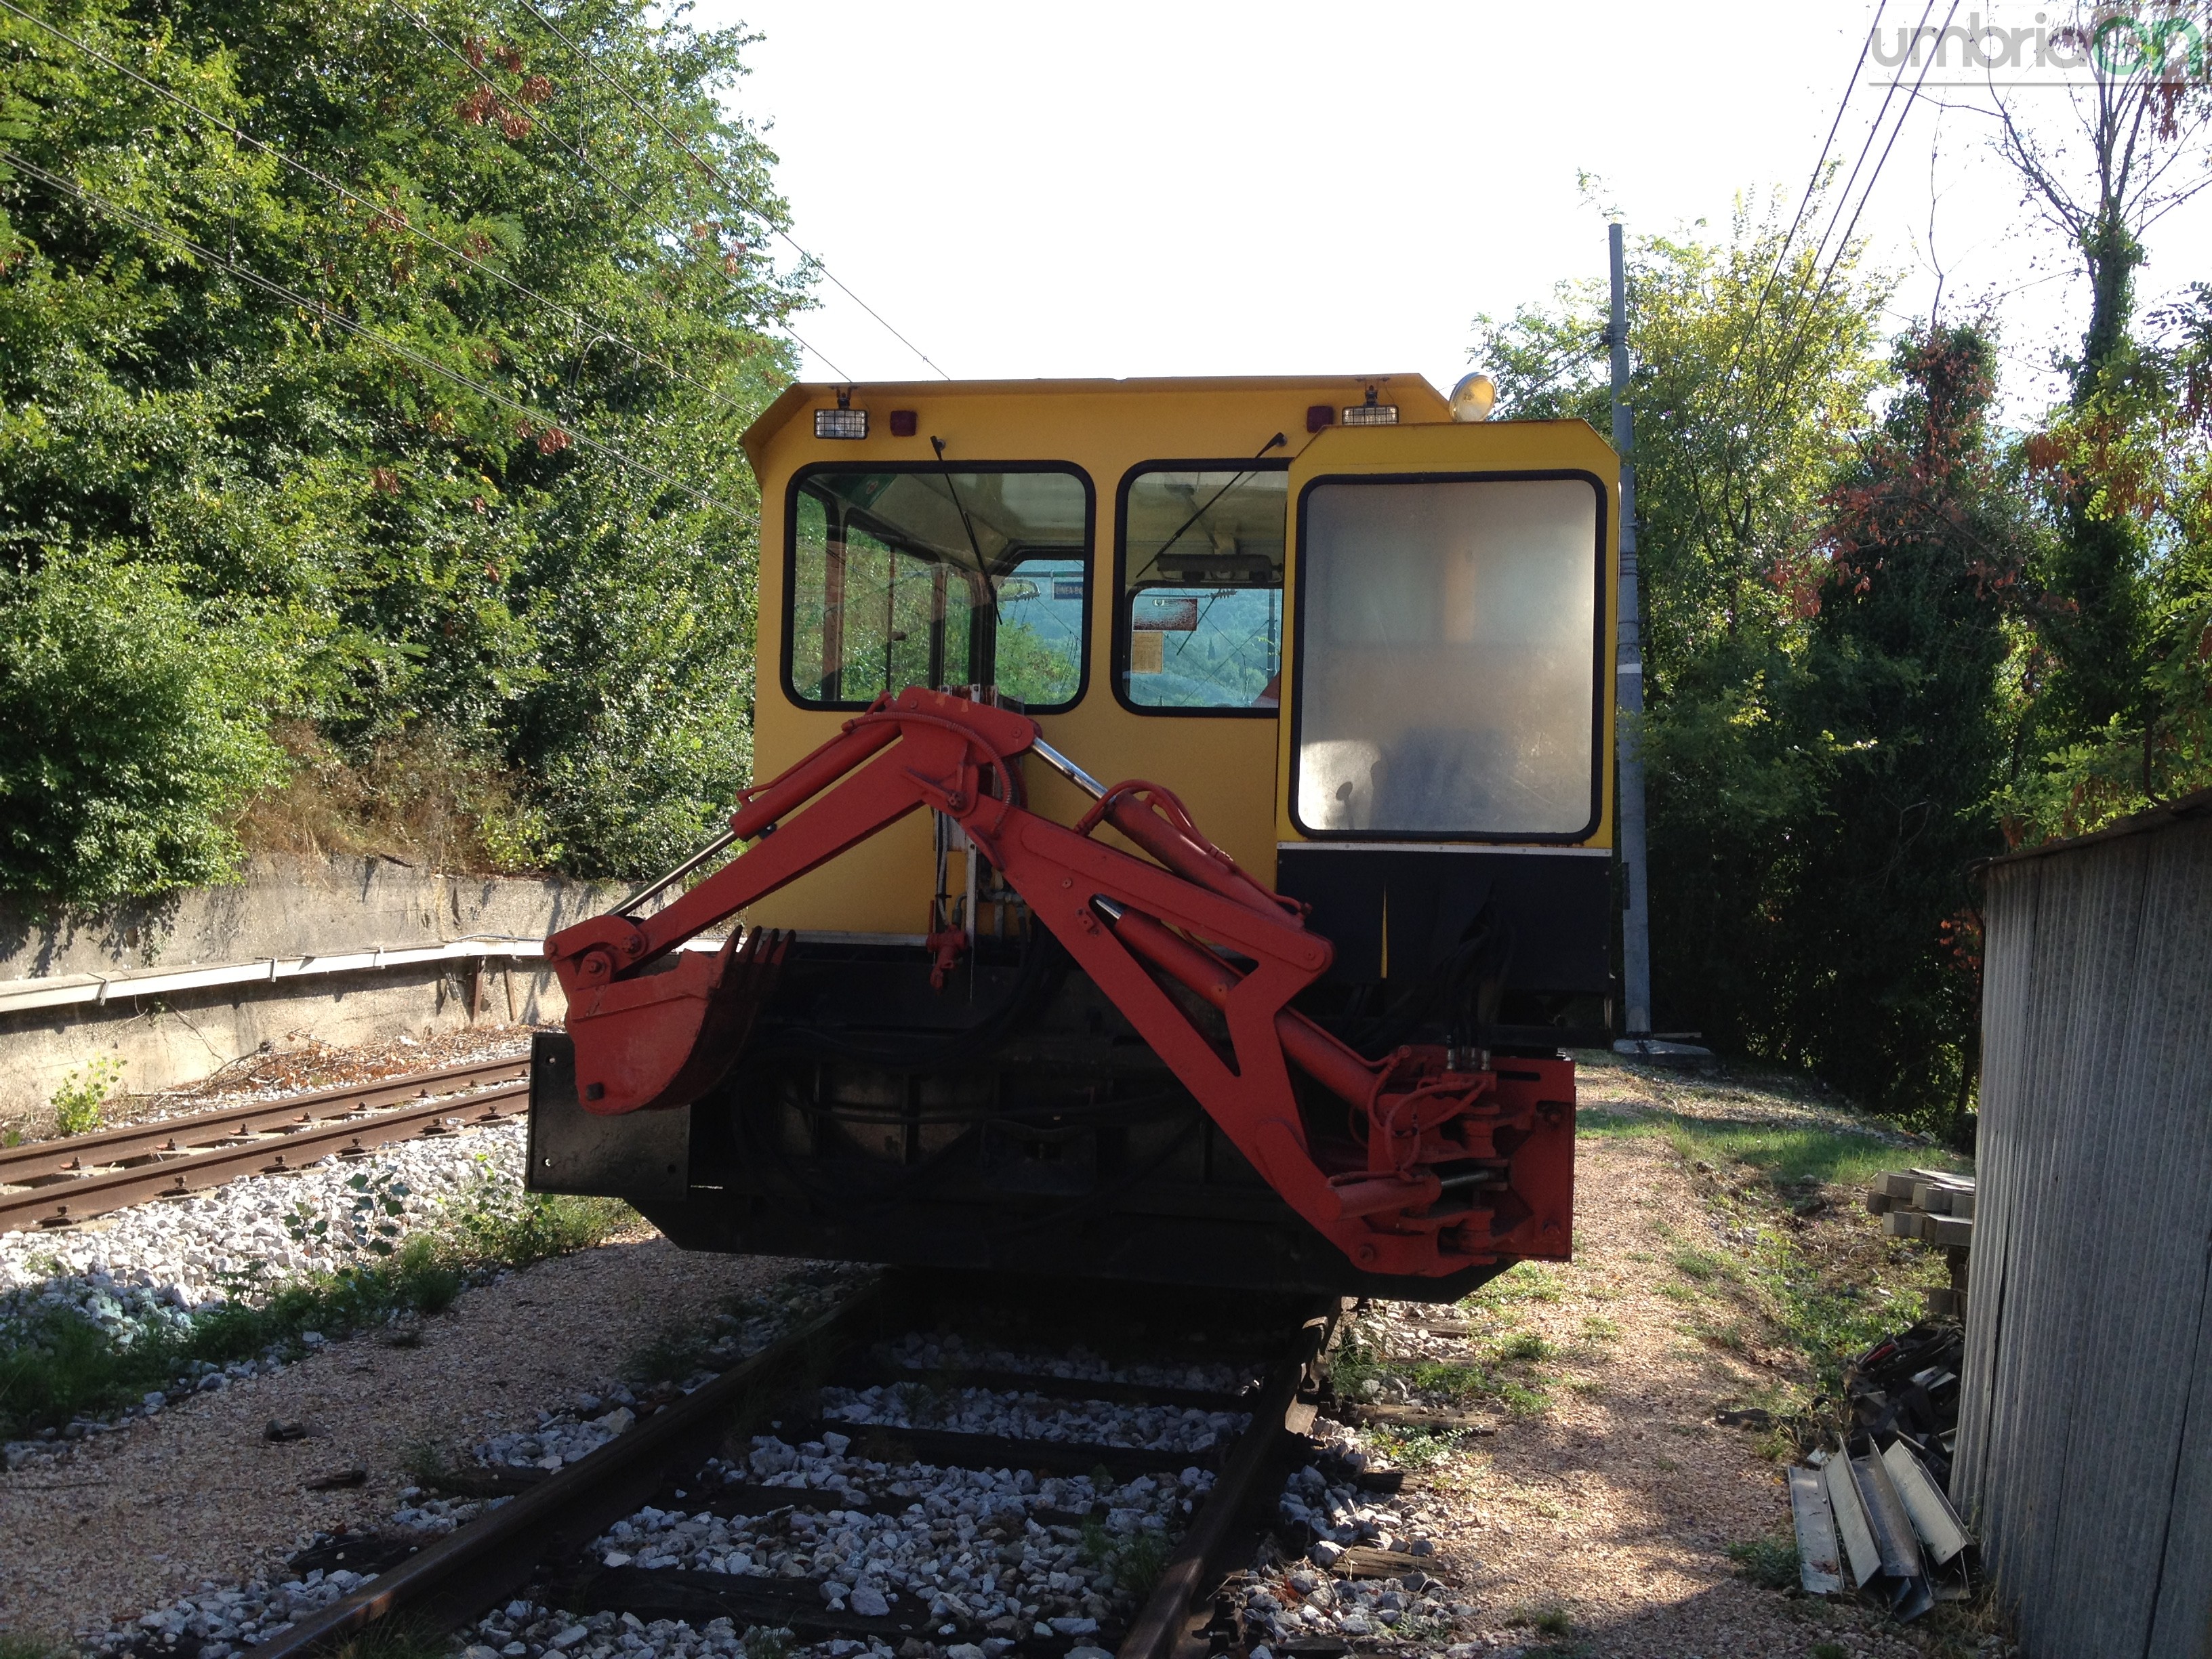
1769;328;2035;1126
1990;0;2212;736
0;0;805;895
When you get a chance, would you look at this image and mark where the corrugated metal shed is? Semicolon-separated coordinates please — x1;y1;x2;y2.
1954;788;2212;1658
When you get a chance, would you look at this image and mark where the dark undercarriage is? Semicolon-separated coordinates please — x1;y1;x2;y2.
529;893;1605;1303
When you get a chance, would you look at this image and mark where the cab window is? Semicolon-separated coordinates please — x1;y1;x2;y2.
1292;474;1603;839
787;466;1091;710
1115;463;1288;713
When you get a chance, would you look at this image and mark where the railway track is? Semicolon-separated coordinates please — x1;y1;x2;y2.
0;1056;530;1235
249;1275;1353;1659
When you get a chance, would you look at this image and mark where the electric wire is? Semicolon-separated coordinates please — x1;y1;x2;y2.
0;0;775;429
506;0;949;380
1723;0;1888;382
1767;0;1962;393
3;146;712;506
380;0;852;380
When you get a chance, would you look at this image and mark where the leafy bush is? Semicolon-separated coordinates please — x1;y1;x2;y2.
0;554;290;902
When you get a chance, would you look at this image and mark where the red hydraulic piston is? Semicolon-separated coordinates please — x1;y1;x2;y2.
1090;784;1296;925
728;718;903;840
1097;899;1378;1110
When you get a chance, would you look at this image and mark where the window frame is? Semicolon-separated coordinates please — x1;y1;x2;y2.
781;459;1097;714
1111;456;1294;719
1286;467;1611;845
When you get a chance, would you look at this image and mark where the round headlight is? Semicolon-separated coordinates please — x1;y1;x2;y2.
1450;372;1497;423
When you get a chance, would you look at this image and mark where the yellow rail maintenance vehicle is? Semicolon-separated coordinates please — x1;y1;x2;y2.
529;373;1620;1301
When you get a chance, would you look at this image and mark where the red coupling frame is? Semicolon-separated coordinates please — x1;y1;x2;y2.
544;687;1575;1277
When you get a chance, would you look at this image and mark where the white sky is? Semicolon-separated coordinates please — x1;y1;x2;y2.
696;0;2212;422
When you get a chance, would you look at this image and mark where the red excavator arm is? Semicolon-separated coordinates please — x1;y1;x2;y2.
544;687;1573;1278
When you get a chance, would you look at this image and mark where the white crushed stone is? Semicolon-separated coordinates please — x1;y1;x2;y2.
2;1122;529;1468
877;1330;1251;1395
822;1382;1244;1452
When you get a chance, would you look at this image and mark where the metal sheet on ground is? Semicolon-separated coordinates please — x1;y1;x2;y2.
1825;1456;1883;1588
1788;1466;1844;1594
1883;1439;1973;1567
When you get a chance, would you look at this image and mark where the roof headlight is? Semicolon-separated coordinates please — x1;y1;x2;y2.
1450;373;1497;422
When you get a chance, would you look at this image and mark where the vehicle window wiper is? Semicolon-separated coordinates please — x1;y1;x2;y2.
930;435;998;611
1128;431;1286;586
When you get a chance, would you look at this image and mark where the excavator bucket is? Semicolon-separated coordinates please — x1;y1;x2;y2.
565;926;790;1115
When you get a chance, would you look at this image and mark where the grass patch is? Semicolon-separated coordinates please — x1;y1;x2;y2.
0;1634;77;1659
1726;1528;1801;1591
0;1188;632;1439
1494;1331;1557;1363
1463;1263;1563;1312
1594;1099;1966;1397
1580;1315;1620;1341
1582;1105;1963;1194
1669;1247;1727;1282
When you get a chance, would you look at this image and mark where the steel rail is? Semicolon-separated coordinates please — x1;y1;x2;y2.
1118;1298;1341;1659
0;1056;531;1187
250;1280;890;1659
0;1076;529;1235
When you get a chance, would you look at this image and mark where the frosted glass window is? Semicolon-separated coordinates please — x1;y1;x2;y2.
1294;477;1601;836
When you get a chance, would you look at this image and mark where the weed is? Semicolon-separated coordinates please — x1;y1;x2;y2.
740;1629;792;1659
1651;1454;1680;1471
0;1629;75;1659
1494;1332;1557;1363
322;1618;451;1659
1507;1605;1574;1637
1811;1645;1851;1659
1658;1282;1698;1303
1580;1315;1620;1341
1078;1518;1170;1597
1325;1334;1383;1399
50;1054;125;1136
1725;1528;1801;1591
628;1322;718;1387
1368;1425;1467;1470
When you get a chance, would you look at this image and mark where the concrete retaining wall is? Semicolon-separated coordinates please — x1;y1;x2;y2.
0;855;642;1130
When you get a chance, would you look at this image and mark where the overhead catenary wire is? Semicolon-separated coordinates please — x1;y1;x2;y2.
1766;0;1963;392
380;0;853;381
504;0;949;380
1;147;715;508
0;0;781;428
1723;0;1889;382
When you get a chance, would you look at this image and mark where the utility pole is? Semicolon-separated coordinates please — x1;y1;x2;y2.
1609;221;1653;1039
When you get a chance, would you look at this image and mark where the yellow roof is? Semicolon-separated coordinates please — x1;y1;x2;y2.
739;373;1452;469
